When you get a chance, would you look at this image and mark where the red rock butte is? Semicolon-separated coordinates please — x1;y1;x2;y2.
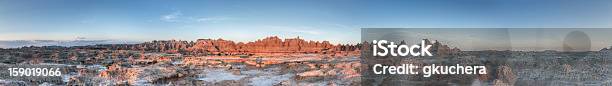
129;36;361;56
189;36;360;55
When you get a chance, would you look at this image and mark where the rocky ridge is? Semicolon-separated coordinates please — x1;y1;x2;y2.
77;36;361;56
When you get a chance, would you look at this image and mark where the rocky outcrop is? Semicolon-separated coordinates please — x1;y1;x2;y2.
494;65;516;86
83;36;360;56
296;62;360;80
97;63;185;85
427;39;461;57
187;36;360;55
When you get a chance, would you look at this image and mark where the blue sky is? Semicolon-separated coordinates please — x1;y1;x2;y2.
2;0;612;44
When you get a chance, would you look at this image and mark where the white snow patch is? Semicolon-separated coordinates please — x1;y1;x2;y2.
249;73;294;86
197;69;245;82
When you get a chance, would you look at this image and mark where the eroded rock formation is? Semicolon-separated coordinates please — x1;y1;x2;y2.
494;65;516;86
188;36;359;55
90;36;360;56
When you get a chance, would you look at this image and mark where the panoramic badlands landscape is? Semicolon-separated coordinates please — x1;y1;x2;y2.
0;36;362;85
0;36;610;86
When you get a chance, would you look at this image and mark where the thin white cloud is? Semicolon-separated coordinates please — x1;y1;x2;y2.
160;11;232;23
160;11;182;22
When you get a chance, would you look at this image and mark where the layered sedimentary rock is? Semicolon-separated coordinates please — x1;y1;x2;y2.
187;36;360;55
85;36;360;56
